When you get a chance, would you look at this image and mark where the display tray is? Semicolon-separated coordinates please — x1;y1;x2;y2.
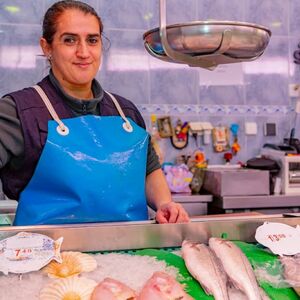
0;216;299;299
127;246;299;300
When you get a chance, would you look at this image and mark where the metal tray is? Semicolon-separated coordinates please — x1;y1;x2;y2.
143;0;271;69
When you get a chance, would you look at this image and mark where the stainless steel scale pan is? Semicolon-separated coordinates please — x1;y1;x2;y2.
143;0;271;69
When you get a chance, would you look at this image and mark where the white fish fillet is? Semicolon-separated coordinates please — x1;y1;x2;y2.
209;238;262;300
138;271;193;300
182;240;229;300
91;277;137;300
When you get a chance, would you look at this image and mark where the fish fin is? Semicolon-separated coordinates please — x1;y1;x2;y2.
1;269;8;275
227;285;248;300
53;237;64;263
213;252;228;283
228;278;242;291
201;284;213;296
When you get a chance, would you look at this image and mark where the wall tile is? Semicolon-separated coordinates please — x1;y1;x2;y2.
148;0;197;29
149;67;198;105
199;85;244;105
245;0;288;36
244;37;289;105
0;24;45;95
0;0;298;165
289;0;300;37
99;0;149;30
0;0;44;24
98;29;150;104
197;0;245;21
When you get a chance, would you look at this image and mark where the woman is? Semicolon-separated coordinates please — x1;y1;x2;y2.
0;0;189;225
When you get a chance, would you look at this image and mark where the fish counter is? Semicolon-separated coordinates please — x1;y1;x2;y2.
0;215;299;299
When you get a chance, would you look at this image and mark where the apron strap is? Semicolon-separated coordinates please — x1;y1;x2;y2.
32;85;133;134
105;91;133;132
32;85;69;136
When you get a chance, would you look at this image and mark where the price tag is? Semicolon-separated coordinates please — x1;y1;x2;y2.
0;232;63;275
255;222;300;256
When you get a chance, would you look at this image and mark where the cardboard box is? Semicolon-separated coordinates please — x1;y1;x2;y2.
203;169;270;196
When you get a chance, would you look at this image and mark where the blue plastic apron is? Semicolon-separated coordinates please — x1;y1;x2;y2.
14;86;149;226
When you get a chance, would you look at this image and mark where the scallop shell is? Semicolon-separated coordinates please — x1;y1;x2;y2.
43;251;97;278
40;277;97;300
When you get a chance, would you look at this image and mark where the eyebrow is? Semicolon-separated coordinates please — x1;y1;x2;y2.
59;32;101;38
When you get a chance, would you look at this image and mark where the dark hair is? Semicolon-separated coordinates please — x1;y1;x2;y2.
42;0;103;44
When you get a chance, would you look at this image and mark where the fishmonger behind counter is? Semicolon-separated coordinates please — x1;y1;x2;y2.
0;0;189;226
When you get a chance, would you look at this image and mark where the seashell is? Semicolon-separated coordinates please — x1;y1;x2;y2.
40;277;97;300
43;251;97;278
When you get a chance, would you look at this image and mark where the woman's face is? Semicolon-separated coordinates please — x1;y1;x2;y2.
41;9;102;91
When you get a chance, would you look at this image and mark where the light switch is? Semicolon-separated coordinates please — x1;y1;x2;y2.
245;122;257;135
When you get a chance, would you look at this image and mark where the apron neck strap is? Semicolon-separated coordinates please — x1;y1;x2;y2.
104;91;132;132
32;85;68;135
32;86;133;134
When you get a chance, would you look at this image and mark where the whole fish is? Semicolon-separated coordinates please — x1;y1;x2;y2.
181;240;229;300
209;238;261;300
228;286;270;300
138;271;193;300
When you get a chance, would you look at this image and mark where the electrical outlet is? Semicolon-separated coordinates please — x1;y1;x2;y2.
289;83;300;97
264;123;277;136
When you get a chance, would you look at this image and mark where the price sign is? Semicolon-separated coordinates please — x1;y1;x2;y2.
255;222;300;256
0;232;63;275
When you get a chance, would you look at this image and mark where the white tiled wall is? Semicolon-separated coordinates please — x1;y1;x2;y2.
1;0;300;165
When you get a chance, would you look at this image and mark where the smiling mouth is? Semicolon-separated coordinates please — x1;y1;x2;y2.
74;62;91;67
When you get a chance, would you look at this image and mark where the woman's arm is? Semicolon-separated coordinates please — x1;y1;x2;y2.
146;168;190;224
0;96;24;168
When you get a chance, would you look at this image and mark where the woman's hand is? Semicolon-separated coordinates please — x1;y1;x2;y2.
145;168;190;224
155;202;190;224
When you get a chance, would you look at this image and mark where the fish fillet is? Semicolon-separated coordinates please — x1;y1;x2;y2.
138;271;193;300
91;277;137;300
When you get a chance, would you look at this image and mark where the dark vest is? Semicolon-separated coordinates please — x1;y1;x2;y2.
1;76;146;200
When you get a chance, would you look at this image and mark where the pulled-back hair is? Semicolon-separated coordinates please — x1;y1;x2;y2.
42;0;103;44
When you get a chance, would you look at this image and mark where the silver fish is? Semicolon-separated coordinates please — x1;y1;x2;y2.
228;286;270;300
209;238;262;300
182;240;229;300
